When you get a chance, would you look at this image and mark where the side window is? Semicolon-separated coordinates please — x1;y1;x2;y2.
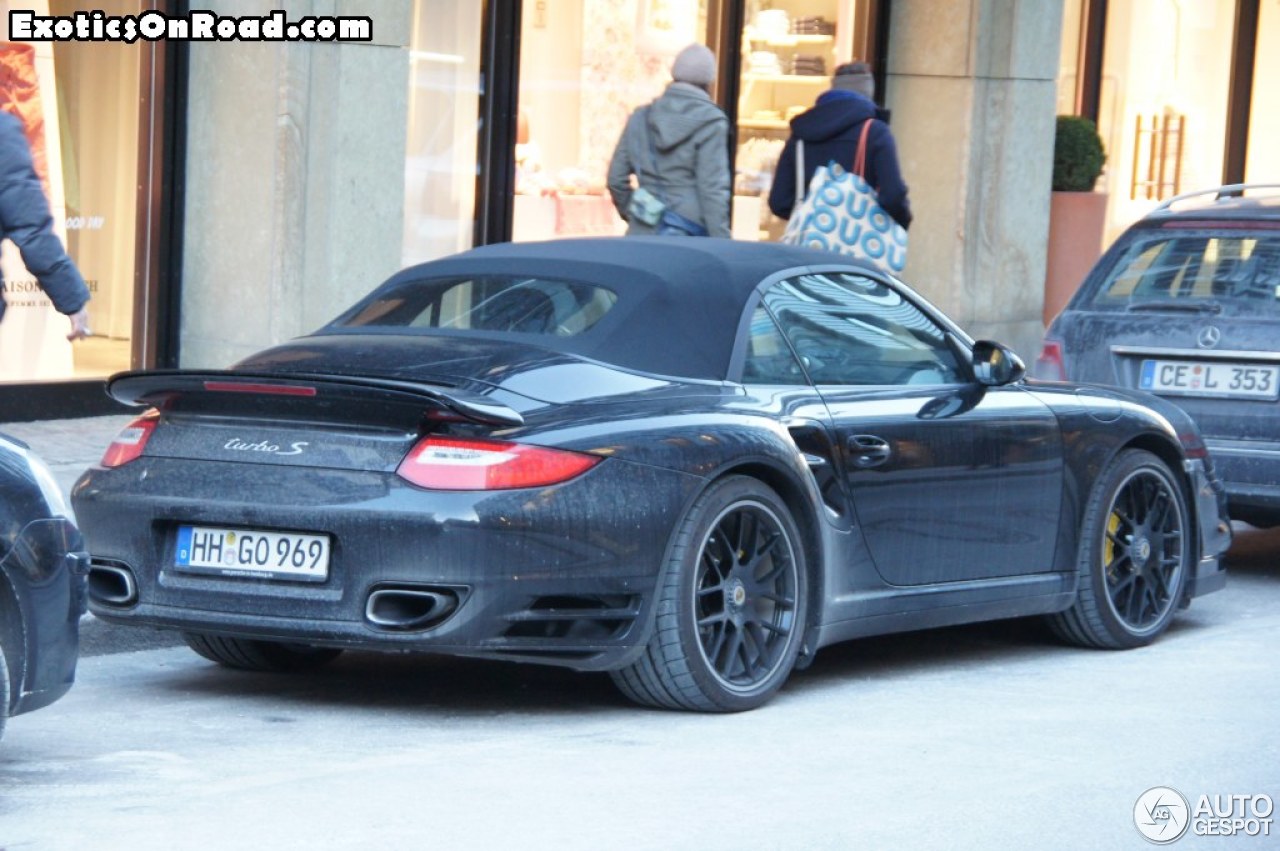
742;306;807;384
763;273;963;386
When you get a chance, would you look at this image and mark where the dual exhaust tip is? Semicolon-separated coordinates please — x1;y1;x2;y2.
88;562;459;634
364;586;460;632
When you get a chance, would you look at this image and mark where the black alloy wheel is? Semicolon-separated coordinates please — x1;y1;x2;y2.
611;476;807;711
0;641;9;742
693;500;800;691
1049;449;1191;649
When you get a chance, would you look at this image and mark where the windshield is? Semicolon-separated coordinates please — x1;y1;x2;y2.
1086;230;1280;317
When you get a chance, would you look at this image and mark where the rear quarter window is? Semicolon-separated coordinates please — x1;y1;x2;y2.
1086;230;1280;317
333;276;618;337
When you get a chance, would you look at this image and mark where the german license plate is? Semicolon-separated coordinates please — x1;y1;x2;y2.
174;526;330;581
1139;360;1280;400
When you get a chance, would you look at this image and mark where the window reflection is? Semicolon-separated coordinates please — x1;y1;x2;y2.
764;273;962;385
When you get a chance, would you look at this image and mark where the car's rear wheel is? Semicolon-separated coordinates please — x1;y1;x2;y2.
0;640;10;743
182;632;343;672
611;476;807;711
1048;449;1191;649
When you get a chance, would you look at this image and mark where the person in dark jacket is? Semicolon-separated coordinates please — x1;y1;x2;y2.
607;43;732;238
768;62;912;231
0;111;90;340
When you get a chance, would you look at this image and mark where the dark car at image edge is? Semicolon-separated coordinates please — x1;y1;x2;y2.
1038;183;1280;528
0;433;89;742
72;238;1231;711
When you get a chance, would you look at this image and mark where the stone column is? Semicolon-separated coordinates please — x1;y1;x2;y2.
180;1;411;368
886;0;1063;361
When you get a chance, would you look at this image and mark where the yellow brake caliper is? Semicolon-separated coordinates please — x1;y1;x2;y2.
1103;510;1122;584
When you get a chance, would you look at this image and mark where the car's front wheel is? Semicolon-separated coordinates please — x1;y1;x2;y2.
0;640;10;743
182;633;343;672
611;476;808;711
1048;449;1191;649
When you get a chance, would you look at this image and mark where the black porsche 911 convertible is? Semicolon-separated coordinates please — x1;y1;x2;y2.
72;238;1231;711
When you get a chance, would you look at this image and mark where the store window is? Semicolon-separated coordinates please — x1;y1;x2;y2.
512;0;723;243
736;0;878;241
1054;0;1086;115
1245;0;1279;183
402;0;483;266
0;0;147;383
1093;1;1236;246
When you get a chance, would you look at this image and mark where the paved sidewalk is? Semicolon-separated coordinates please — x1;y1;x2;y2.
1;413;135;498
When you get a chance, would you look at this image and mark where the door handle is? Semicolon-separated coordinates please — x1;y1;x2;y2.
848;434;892;469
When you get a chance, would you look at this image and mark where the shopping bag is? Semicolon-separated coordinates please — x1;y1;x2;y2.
780;125;908;275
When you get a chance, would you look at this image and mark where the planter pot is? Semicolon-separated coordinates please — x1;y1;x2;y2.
1044;190;1108;325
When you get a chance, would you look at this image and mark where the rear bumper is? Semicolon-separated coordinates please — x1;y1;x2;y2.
0;519;88;717
1206;438;1280;517
74;457;700;671
1184;458;1230;599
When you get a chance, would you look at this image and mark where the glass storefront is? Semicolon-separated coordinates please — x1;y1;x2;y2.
507;0;880;246
735;0;874;241
402;0;483;267
0;0;148;384
1092;0;1237;246
510;0;723;243
1245;0;1279;183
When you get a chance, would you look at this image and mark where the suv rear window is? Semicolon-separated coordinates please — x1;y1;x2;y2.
332;275;618;336
1086;230;1280;316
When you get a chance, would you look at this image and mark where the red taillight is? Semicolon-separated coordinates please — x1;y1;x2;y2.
203;381;317;396
101;411;159;468
1178;431;1210;460
1034;339;1068;381
396;436;601;490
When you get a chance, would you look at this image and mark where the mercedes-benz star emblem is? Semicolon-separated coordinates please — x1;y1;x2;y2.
1196;326;1222;349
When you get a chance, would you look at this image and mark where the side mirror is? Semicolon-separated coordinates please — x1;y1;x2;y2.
971;340;1026;386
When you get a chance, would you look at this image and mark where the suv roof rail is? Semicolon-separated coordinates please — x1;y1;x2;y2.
1151;183;1280;215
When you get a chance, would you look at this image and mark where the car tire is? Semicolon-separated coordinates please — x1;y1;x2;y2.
611;476;808;712
1048;449;1191;649
0;640;9;743
182;632;343;672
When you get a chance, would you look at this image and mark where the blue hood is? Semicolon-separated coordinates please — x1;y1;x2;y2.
789;90;878;143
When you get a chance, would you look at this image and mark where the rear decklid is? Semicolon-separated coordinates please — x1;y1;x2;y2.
103;369;530;471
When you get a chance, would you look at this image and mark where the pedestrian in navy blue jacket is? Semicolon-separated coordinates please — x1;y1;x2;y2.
0;111;90;340
768;62;913;231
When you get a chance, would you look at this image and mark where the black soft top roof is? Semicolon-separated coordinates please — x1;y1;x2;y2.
339;237;870;381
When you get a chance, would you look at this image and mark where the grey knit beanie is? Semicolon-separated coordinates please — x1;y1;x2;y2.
832;61;875;99
671;43;717;87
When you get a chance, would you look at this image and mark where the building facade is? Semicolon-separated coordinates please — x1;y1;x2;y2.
1;0;1274;419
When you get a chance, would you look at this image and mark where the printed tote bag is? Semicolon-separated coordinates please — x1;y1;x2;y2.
781;121;908;275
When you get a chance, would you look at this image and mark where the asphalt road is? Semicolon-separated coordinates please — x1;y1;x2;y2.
2;524;1276;850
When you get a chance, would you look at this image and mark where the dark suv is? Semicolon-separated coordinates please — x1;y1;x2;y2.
1037;184;1280;527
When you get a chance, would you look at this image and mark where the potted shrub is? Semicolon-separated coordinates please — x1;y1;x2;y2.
1044;116;1107;325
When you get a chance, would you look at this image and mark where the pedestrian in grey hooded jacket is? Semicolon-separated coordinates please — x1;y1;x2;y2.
607;44;731;238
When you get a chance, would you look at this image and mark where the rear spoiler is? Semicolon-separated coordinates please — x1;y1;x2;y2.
106;370;525;427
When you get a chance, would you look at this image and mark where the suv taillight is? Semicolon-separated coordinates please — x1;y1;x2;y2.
101;411;159;467
396;436;601;490
1034;339;1068;381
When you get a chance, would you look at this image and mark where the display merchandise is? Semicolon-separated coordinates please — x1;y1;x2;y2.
735;0;859;240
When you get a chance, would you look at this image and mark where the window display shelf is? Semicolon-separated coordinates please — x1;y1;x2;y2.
746;34;834;47
740;119;791;130
742;73;830;84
